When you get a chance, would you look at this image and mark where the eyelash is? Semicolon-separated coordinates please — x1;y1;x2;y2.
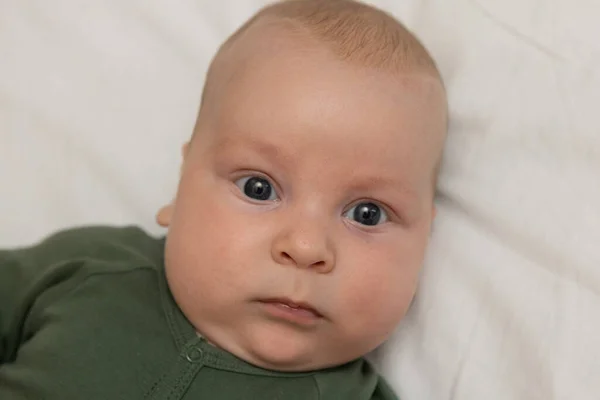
234;175;280;202
232;171;281;199
343;200;391;221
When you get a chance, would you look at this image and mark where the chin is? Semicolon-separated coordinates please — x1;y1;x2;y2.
241;324;324;372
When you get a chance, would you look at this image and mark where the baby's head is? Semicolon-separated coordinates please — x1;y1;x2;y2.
158;0;447;372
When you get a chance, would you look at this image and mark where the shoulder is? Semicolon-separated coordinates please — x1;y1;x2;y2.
0;225;166;301
3;225;164;271
0;226;166;362
312;358;399;400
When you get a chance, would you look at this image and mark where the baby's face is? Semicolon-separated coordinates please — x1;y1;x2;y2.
163;38;445;371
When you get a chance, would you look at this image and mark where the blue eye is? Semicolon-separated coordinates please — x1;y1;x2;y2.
344;202;388;226
234;176;279;201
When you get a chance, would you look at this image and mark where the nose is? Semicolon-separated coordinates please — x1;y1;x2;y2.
271;217;335;274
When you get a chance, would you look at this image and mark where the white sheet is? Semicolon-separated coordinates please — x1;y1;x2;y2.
1;1;599;399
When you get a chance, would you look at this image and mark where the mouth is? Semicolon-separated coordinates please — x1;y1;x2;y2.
258;297;323;326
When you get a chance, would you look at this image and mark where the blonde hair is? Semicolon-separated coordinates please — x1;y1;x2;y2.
199;0;443;106
225;0;440;76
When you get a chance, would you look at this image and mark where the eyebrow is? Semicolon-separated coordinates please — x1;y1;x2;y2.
347;175;419;200
216;136;291;167
246;138;286;161
215;135;421;202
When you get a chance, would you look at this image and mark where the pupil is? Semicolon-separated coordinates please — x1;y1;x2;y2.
354;203;380;226
244;177;272;201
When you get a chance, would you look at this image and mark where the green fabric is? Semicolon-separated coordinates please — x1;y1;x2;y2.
0;226;398;399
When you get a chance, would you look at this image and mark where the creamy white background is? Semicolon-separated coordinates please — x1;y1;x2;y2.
1;1;599;399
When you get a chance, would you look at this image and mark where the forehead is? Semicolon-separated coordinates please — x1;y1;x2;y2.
198;32;444;195
231;61;433;137
208;21;444;131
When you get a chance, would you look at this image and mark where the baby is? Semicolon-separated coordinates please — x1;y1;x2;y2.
0;0;447;399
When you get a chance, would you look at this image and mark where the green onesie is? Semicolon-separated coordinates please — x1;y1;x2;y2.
0;226;398;399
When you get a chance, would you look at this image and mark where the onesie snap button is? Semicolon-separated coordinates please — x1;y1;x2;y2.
185;347;204;363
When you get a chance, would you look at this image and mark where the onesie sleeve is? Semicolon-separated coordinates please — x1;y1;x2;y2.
0;245;44;363
0;226;161;364
0;229;94;364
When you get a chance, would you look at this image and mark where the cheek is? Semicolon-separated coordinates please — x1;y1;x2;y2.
166;176;269;298
338;235;425;334
343;262;417;324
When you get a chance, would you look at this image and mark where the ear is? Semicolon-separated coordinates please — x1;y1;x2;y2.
156;203;174;227
155;142;191;228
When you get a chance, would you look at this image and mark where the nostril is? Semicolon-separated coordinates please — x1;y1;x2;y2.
312;261;325;268
281;252;293;262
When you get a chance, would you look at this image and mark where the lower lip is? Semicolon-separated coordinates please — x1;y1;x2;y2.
259;301;322;326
